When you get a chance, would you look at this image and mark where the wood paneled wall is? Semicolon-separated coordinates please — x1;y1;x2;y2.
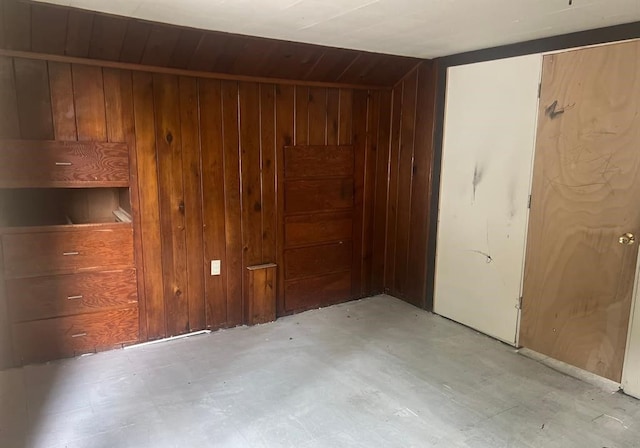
377;62;438;308
0;0;420;87
0;54;388;342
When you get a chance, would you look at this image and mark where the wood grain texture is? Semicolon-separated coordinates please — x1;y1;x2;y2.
0;140;129;187
12;306;138;364
179;76;206;332
521;42;640;382
6;269;137;322
132;71;166;339
88;15;128;61
285;179;354;214
13;58;53;140
284;145;354;178
72;64;107;141
2;224;134;278
31;4;68;55
260;84;277;263
48;61;77;140
220;80;243;327
199;78;228;328
285;212;352;248
246;264;276;325
285;242;352;280
284;270;351;312
153;73;189;336
351;89;368;298
65;9;94;58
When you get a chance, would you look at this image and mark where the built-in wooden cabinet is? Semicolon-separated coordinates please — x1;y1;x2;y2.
0;140;139;366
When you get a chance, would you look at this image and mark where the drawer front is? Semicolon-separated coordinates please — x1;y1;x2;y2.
12;307;139;365
6;269;138;322
2;226;134;278
0;140;129;187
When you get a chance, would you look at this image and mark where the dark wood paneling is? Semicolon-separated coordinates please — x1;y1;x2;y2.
284;145;354;178
246;264;276;325
220;80;243;327
381;62;437;308
260;84;277;264
31;4;68;55
284;270;351;312
285;242;352;280
65;9;94;58
153;73;189;336
13;58;53;140
179;76;205;332
285;178;354;213
88;15;128;61
132;71;166;339
141;25;181;67
119;21;152;64
48;62;77;140
199;78;228;328
72;64;107;141
285;212;352;247
0;56;19;139
6;269;137;322
2;0;31;51
351;90;368;297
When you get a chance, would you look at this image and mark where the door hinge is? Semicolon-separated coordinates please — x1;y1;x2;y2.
538;83;541;98
517;296;523;310
527;195;532;209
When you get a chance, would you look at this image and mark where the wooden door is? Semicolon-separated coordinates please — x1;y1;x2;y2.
278;145;356;314
521;41;640;382
434;55;542;345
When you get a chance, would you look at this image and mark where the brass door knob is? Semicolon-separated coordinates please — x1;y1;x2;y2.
619;233;636;245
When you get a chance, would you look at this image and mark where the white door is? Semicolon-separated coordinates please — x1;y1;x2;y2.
434;55;542;345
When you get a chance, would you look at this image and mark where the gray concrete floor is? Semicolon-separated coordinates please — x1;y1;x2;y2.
1;294;639;448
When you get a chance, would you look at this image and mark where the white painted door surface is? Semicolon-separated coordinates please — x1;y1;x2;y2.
434;55;542;345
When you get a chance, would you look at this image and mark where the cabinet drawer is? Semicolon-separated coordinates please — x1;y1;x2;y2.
0;140;129;188
12;307;139;365
2;225;134;278
6;269;138;322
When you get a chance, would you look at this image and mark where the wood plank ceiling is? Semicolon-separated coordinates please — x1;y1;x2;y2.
0;0;422;87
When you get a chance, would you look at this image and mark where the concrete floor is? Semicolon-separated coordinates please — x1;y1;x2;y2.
1;294;639;448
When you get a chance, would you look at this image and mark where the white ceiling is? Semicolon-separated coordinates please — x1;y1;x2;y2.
35;0;640;58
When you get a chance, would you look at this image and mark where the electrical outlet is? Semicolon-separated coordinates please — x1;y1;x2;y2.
210;260;221;276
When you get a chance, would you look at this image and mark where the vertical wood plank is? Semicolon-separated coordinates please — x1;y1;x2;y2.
351;89;368;298
13;58;54;140
307;87;326;145
72;64;107;141
246;265;276;325
153;74;189;336
394;71;418;297
295;86;309;145
141;25;182;67
103;68;126;142
88;15;128;61
132;71;165;339
119;22;153;64
0;56;20;139
106;68;148;341
65;10;94;58
221;80;243;326
239;82;263;269
261;84;277;263
371;89;392;294
362;90;380;296
31;5;68;55
3;1;31;51
385;83;403;291
326;88;339;145
338;89;353;145
199;78;228;328
48;62;77;141
275;84;295;315
179;76;206;331
406;63;437;304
